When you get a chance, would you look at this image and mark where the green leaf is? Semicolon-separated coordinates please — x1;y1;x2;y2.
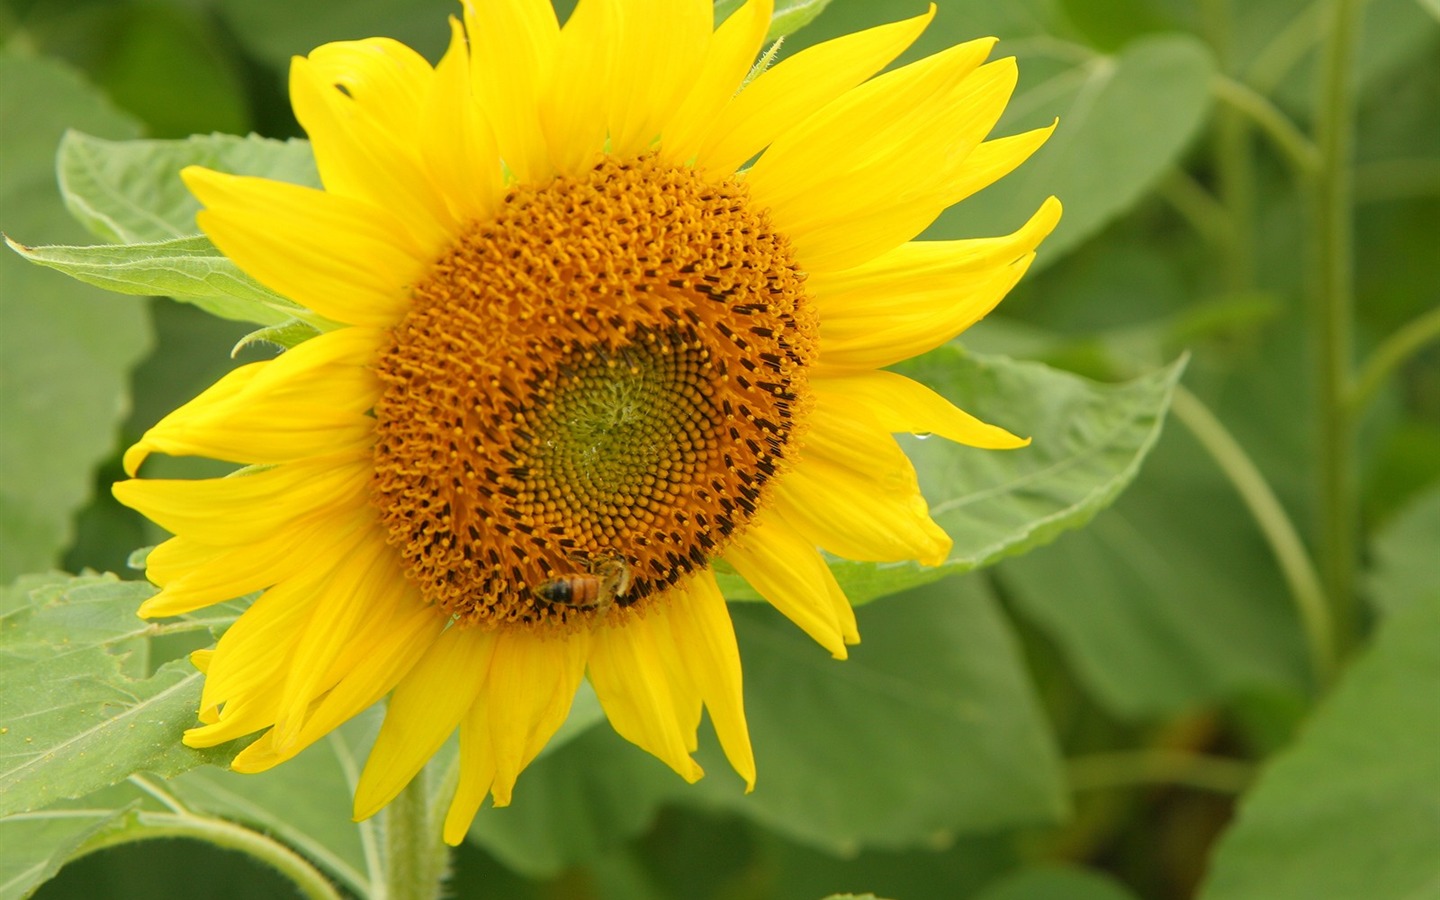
723;351;1184;605
975;866;1141;900
911;353;1186;572
234;318;325;353
997;418;1311;720
714;0;836;39
1423;0;1440;23
0;573;244;817
930;34;1216;269
0;53;152;580
0;805;132;900
6;234;303;327
57;131;319;244
1366;483;1440;616
689;575;1067;852
1199;591;1440;900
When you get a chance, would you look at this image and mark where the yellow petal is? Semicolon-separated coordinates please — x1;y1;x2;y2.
121;327;382;472
588;609;704;782
809;195;1062;299
485;628;591;806
185;166;421;327
775;404;951;566
443;697;498;846
462;0;559;184
271;534;406;750
815;251;1039;370
194;567;331;727
605;0;711;158
669;571;756;789
539;0;615;175
114;453;370;544
290;44;456;250
942;122;1058;207
693;6;935;175
661;0;772;165
748;53;1017;272
230;599;442;773
352;627;495;819
423;17;503;224
812;369;1029;449
138;506;375;618
723;514;848;659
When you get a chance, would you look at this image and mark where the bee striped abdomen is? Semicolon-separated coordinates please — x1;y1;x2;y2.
534;574;603;607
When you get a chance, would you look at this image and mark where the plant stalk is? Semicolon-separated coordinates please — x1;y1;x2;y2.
1312;0;1364;655
381;770;450;900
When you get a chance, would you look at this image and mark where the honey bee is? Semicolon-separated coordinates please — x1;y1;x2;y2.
533;554;633;613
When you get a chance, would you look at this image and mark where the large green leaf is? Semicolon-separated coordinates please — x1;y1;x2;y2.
996;417;1311;720
0;573;244;817
57;131;319;243
1198;590;1440;900
6;235;302;326
929;34;1216;268
1365;483;1440;616
0;54;152;581
722;351;1184;605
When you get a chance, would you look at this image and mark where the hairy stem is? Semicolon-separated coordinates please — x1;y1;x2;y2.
381;770;450;900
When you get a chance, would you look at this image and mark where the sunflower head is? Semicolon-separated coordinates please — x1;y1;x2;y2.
113;0;1058;845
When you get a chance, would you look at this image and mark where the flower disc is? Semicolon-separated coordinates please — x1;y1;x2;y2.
371;155;816;629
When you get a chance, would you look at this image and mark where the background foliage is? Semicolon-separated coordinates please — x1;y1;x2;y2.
1;0;1437;898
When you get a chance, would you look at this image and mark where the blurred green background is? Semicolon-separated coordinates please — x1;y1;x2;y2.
1;0;1436;898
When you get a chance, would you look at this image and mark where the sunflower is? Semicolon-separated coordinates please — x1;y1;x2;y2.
113;0;1059;844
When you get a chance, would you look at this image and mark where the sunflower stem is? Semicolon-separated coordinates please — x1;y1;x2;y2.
1311;0;1364;657
381;772;450;900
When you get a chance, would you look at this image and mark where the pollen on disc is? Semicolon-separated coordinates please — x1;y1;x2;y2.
370;155;817;632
